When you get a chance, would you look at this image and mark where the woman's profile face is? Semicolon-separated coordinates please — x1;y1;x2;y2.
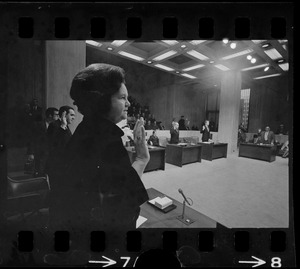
107;83;130;124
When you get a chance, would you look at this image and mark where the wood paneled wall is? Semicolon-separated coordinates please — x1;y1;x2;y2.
46;41;86;133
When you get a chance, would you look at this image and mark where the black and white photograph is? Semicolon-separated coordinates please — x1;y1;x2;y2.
0;2;294;266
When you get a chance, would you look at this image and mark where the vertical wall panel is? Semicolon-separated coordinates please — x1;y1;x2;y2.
46;41;86;133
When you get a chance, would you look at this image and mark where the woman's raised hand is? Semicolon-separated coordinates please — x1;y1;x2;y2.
133;117;150;164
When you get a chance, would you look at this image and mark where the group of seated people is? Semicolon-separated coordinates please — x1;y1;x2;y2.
127;96;165;130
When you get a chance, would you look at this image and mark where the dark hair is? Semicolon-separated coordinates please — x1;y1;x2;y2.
70;63;125;116
45;107;58;118
59;106;74;117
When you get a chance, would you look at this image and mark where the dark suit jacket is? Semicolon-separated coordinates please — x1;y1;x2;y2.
170;128;179;144
49;116;149;231
148;135;159;146
261;131;275;144
201;126;210;142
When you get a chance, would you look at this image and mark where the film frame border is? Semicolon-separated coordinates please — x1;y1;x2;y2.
0;1;295;267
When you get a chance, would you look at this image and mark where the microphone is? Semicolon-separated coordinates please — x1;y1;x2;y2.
178;189;191;206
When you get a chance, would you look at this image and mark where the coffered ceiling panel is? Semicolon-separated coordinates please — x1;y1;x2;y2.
86;39;289;89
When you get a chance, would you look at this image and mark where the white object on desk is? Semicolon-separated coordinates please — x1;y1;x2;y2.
149;196;173;209
136;215;148;228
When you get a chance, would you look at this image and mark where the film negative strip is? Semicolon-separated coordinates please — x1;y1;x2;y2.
0;2;295;267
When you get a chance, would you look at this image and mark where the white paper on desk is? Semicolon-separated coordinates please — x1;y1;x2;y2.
136;215;148;228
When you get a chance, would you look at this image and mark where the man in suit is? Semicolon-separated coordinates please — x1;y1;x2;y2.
148;130;160;146
27;107;59;176
178;115;186;130
261;126;275;144
46;106;75;179
201;120;211;142
170;122;179;144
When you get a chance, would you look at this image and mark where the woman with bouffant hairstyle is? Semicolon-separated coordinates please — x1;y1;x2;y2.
49;63;150;232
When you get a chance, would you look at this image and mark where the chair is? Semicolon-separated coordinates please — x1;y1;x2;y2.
5;175;50;221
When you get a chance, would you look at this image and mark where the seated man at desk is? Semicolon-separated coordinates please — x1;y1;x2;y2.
170;122;180;144
261;126;275;145
148;130;160;146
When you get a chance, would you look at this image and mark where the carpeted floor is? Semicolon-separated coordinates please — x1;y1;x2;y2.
141;152;290;228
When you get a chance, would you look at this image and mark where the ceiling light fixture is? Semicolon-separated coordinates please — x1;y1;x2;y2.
241;63;269;71
118;51;144;61
147;61;153;64
186;50;209;61
153;50;177;61
230;42;237;49
261;43;271;48
189;40;207;45
182;64;205;71
86;40;102;47
253;73;282;80
181;44;187;49
278;63;289;71
176;71;180;74
222;38;229;44
247;55;252;60
181;73;197;79
264;48;283;60
161;40;179;46
107;47;113;51
210;60;214;64
214;64;230;71
111;40;127;47
221;49;253;60
252;40;267;44
264;66;270;72
250;58;257;64
277;59;285;63
154;64;175;71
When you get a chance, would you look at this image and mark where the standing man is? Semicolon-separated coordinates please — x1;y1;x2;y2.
261;126;275;145
201;120;211;142
178;116;186;130
170;122;180;144
27;107;59;176
46;106;75;180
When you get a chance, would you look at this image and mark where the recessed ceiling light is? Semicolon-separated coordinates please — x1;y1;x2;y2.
210;60;214;64
86;40;102;47
241;63;269;71
176;71;180;74
230;42;237;49
189;40;206;45
222;38;229;44
181;44;187;49
214;64;230;71
278;63;289;71
221;49;253;60
118;51;144;61
264;66;270;72
181;73;197;79
161;40;179;46
107;47;113;51
262;43;271;48
247;55;252;60
277;59;285;63
153;50;177;61
264;48;283;60
251;58;256;64
182;64;205;71
154;64;175;71
186;50;210;61
253;73;282;80
111;40;127;47
147;61;153;64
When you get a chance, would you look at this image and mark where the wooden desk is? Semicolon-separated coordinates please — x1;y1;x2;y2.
239;143;277;162
126;146;165;172
198;142;228;161
165;144;202;167
139;188;218;228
